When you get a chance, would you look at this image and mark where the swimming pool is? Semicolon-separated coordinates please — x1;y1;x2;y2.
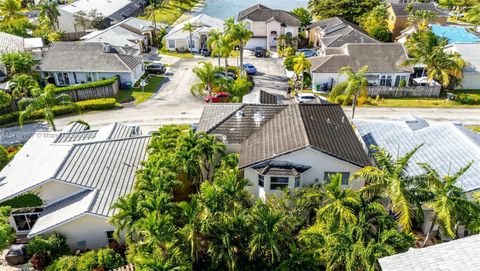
431;24;480;43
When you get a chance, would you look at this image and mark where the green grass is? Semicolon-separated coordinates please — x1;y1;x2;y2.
467;126;480;133
158;49;194;58
140;0;200;25
116;76;166;104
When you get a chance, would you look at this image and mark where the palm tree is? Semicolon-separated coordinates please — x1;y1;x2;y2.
293;53;311;93
338;65;368;119
144;0;157;39
197;133;225;181
248;201;292;264
227;22;253;75
224;17;235;32
0;0;22;21
465;5;480;28
404;30;465;88
178;198;202;263
217;36;234;72
182;22;194;53
10;74;38;99
353;145;424;233
407;10;437;30
38;0;60;30
207;29;222;67
418;162;475;246
18;84;76;131
109;192;143;243
191;61;219;97
317;173;360;229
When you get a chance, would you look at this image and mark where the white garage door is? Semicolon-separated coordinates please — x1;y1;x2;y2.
245;38;267;49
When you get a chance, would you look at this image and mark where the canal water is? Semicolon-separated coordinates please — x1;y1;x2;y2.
201;0;309;19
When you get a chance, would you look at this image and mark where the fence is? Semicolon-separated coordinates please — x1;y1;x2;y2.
61;31;90;41
56;79;119;102
367;85;442;98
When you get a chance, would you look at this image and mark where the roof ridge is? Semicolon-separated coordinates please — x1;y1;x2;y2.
72;134;150;147
205;104;246;133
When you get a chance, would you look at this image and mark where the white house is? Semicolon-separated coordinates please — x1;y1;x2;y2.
38;42;144;88
309;43;413;92
164;14;224;53
57;0;147;33
444;43;480;89
0;122;150;249
197;103;371;200
237;4;300;49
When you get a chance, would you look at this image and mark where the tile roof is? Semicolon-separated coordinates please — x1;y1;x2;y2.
310;43;413;73
164;14;224;41
121;17;166;32
196;103;243;132
54;136;150;217
60;0;134;18
80;22;145;52
0;32;25;54
379;234;480;271
198;104;370;169
308;17;379;48
354;117;480;192
238;4;300;27
38;42;142;72
389;3;449;17
242;90;278;104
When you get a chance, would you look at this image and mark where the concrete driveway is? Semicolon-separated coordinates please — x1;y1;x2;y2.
244;57;289;102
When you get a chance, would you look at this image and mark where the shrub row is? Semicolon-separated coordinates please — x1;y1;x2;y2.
0;193;42;208
55;77;117;93
0;98;117;125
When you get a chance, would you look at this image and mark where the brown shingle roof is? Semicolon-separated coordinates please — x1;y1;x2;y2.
389;3;449;17
310;43;413;73
238;4;300;27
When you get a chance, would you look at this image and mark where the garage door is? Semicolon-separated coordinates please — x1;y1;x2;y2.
245;38;267;49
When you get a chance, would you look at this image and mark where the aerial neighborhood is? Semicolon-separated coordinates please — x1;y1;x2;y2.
0;0;480;270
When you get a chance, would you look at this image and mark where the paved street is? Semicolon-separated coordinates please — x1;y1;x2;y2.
1;55;480;145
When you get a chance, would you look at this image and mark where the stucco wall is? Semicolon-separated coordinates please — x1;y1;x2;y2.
33;180;83;206
457;73;480;89
58;10;76;33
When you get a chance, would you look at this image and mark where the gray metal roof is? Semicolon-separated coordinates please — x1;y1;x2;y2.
62;122;89;132
379;234;480;271
54;130;98;143
54;136;150;217
354;117;480;192
38;42;142;72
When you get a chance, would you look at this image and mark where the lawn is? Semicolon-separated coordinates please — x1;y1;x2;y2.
140;0;200;25
158;49;194;58
116;76;166;104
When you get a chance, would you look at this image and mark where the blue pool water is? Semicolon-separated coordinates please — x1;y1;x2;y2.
201;0;308;19
431;24;480;44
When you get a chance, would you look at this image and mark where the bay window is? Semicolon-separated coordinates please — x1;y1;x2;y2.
270;176;289;190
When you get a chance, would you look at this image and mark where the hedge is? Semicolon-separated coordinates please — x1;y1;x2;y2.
0;193;43;208
0;98;117;125
55;77;117;93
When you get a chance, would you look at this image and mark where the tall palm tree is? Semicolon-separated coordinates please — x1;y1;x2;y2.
293;53;311;93
407;10;437;30
418;162;475;246
338;65;368;119
182;22;195;53
191;61;220;97
38;0;60;30
10;74;38;99
109;192;143;243
465;5;480;28
18;84;76;131
354;145;424;233
224;17;235;32
144;0;157;39
248;202;292;264
217;36;234;72
207;29;222;67
227;22;253;75
317;173;360;229
404;30;465;88
0;0;22;21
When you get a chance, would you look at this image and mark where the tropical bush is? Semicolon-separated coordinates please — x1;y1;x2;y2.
283;55;296;71
55;77;117;93
0;193;43;208
0;206;15;250
46;248;125;271
0;145;8;170
28;232;69;269
0;51;36;75
0;90;12;111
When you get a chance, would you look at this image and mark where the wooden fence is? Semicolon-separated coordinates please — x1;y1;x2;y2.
367;85;442;98
57;79;119;102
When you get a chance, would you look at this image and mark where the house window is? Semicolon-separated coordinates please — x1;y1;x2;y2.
380;75;392;86
11;209;42;232
324;172;350;185
106;231;115;244
188;39;195;49
168;40;175;49
395;75;407;87
258;174;264;187
270;176;289;190
57;72;70;85
294;175;301;188
84;72;93;82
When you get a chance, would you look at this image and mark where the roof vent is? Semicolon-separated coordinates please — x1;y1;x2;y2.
254;112;264;122
235;110;245;118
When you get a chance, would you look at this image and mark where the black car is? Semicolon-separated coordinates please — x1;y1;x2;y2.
254;47;266;57
200;48;211;57
146;63;166;74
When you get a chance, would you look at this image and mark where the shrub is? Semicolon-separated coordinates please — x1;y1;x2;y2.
0;193;42;208
0;91;12;111
226;66;240;76
46;256;78;271
284;55;296;71
329;82;349;101
335;94;353;105
76;250;99;271
457;93;479;105
285;47;296;57
55;78;117;93
31;252;51;271
0;206;15;250
27;233;69;261
0;145;8;170
97;248;125;270
77;98;117;111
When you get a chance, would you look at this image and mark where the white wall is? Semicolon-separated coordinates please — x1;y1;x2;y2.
245;38;267;49
33;180;83;206
58;9;76;33
456;73;480;89
48;214;117;250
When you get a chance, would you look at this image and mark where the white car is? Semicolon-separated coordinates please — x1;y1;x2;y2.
295;93;317;103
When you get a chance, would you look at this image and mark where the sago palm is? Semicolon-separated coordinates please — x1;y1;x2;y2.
18;84;76;131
